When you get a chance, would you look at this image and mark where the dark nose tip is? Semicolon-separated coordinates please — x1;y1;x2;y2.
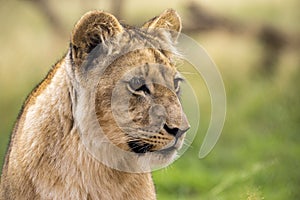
163;124;190;138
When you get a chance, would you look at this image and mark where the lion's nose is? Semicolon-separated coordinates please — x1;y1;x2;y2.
163;124;190;138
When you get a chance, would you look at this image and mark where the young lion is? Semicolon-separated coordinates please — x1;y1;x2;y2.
0;9;190;199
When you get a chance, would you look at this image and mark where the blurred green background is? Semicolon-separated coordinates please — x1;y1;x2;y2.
0;0;299;199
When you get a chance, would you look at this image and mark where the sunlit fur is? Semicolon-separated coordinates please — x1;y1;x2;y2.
0;9;188;200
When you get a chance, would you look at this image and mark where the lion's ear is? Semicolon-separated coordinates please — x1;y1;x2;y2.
142;9;182;42
71;11;123;67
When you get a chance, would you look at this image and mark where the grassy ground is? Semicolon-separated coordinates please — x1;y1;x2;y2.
0;0;299;199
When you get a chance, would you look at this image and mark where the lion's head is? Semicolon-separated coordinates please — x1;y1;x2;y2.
68;9;190;172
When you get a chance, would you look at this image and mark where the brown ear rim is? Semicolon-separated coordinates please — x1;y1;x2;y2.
71;10;123;47
142;9;182;40
70;10;123;67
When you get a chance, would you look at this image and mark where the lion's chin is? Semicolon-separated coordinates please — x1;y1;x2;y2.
135;149;178;171
137;138;186;170
154;148;178;165
148;137;185;169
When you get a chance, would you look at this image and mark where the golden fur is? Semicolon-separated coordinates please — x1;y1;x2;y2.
0;9;189;199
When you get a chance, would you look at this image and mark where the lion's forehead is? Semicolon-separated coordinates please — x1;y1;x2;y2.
121;60;178;89
95;27;179;65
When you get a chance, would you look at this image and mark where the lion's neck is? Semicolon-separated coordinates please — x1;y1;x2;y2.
5;59;155;199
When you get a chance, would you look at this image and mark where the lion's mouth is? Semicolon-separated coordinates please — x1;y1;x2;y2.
126;125;189;154
127;137;181;154
156;145;177;155
127;140;154;154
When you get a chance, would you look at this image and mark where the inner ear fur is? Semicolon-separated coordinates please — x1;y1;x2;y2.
142;9;182;42
71;10;123;67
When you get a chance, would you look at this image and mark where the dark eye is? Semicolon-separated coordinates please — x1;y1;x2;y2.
174;77;183;92
128;77;150;94
129;77;145;90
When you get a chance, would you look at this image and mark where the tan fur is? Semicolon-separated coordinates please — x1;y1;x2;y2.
0;9;189;200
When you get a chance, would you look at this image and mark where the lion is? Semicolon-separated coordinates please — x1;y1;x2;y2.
0;9;190;199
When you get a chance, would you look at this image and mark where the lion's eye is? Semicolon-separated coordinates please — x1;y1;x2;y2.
174;77;183;92
129;77;145;90
128;77;150;94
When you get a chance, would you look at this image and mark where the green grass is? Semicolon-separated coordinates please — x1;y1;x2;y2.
1;0;300;199
153;69;300;199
